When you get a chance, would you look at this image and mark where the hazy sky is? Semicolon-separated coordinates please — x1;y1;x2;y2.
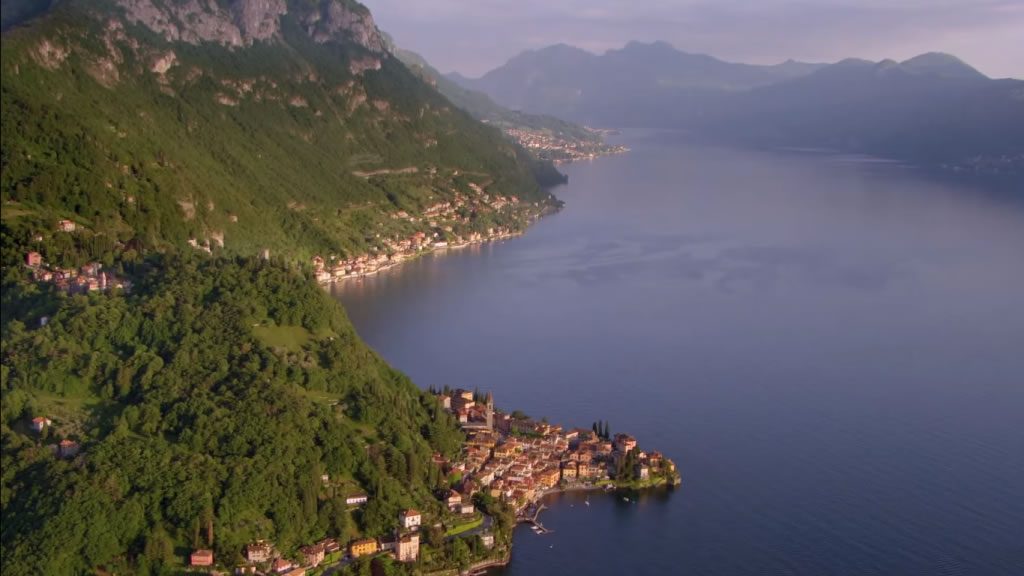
364;0;1024;79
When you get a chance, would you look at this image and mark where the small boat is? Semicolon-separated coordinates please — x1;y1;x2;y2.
622;497;630;503
584;499;590;507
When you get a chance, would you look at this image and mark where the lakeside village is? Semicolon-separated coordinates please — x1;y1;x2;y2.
435;389;680;513
24;390;678;575
498;125;629;164
309;191;550;284
21;187;551;290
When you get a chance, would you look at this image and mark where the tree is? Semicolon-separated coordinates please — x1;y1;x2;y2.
451;538;471;569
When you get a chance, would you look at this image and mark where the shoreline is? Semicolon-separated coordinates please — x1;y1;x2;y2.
320;203;560;285
463;481;680;575
324;230;525;284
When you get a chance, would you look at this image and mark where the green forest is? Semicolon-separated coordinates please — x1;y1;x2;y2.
1;255;467;574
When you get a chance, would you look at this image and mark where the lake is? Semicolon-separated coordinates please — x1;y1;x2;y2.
333;132;1024;575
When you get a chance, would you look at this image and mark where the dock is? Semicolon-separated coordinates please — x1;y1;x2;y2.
519;503;553;534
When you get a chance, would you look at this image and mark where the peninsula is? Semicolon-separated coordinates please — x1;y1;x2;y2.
201;389;681;575
435;388;681;515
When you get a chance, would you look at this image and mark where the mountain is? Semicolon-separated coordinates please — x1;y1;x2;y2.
1;0;558;268
393;43;593;142
388;40;617;174
899;52;987;80
451;41;827;122
457;43;1024;175
679;55;1024;170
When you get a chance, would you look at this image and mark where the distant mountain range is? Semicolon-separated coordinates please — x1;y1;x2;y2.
387;38;621;174
452;42;1024;175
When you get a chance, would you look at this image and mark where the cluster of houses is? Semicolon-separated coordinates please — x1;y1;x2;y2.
28;416;81;459
212;508;434;574
501;126;628;164
311;190;532;283
24;250;129;295
229;537;339;575
434;390;675;513
188;537;339;575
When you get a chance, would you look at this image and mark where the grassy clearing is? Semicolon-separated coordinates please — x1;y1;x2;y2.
32;391;108;438
301;388;344;404
253;324;313;351
444;516;483;537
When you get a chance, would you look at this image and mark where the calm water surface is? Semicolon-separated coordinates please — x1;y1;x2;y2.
334;133;1024;575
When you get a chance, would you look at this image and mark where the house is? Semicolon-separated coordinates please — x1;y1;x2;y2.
445;490;463;510
190;549;214;567
459;503;475;516
536;467;560;488
480;533;495;549
560;463;578;481
349;538;378;558
613;433;637;454
58;439;80;458
300;544;324;567
399;509;422;530
245;540;274;563
30;416;52;432
318;538;340;554
637;464;650;480
396;533;420;562
283;569;305;576
57;219;77;232
492;443;517;458
345;493;368;506
271;558;294;573
25;252;42;267
438;394;451;410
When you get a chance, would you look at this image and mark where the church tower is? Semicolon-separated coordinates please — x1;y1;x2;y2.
485;392;494;430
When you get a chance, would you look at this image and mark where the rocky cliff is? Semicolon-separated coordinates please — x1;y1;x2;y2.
114;0;384;52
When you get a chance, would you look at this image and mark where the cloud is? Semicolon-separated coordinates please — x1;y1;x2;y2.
364;0;1024;78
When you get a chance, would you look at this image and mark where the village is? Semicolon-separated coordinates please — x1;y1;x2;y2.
310;189;548;283
214;389;677;574
25;385;675;575
22;221;130;296
500;126;629;164
434;389;679;517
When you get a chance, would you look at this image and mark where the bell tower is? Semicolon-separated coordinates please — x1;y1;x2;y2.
485;391;494;430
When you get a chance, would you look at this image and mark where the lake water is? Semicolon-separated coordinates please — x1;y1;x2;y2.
333;133;1024;575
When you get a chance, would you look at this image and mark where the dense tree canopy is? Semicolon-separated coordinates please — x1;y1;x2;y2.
1;256;464;574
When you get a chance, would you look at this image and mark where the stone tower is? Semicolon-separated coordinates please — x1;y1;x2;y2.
485;391;494;430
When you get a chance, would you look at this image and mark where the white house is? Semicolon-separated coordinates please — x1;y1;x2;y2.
345;493;368;506
399;509;422;530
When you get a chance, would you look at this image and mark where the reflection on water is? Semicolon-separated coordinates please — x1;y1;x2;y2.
335;134;1024;575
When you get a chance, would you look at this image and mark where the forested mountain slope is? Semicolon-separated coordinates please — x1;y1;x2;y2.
1;0;556;267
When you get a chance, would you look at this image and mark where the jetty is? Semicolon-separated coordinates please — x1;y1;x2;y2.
520;503;553;534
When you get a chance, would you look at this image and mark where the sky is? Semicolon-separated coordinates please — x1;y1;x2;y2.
364;0;1024;79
